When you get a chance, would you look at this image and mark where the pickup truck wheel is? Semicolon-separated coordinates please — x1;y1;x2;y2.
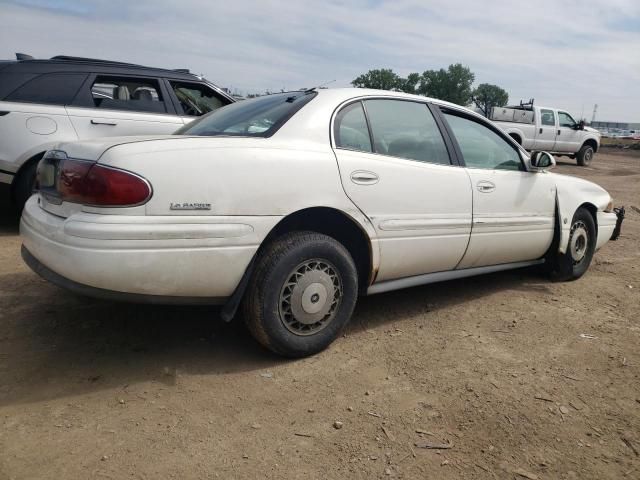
546;207;596;281
576;145;594;166
242;231;358;357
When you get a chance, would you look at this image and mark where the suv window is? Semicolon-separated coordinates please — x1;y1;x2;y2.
540;109;555;126
364;99;450;165
5;72;87;105
444;112;523;171
90;76;166;113
177;91;316;137
558;111;576;128
169;81;227;116
334;102;372;152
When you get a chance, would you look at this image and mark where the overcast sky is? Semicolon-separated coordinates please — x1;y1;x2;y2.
1;0;639;121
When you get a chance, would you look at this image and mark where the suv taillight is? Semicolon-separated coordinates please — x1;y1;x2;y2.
37;152;152;207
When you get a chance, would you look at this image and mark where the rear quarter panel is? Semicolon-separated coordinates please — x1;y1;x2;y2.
0;101;77;174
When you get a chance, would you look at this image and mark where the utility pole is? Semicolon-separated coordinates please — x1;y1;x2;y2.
591;104;598;124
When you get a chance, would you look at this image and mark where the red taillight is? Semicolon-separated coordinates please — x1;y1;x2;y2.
55;160;151;207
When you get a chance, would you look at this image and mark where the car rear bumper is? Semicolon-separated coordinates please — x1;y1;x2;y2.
20;196;276;300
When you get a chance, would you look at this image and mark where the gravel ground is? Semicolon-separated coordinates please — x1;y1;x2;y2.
0;150;638;479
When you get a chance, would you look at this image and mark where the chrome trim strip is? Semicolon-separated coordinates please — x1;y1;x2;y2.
367;260;544;295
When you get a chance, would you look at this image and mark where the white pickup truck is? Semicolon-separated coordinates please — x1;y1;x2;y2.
491;104;601;166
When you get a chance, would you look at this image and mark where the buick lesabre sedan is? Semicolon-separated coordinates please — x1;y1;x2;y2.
20;88;624;357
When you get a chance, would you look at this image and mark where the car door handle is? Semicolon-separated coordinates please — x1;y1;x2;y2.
476;181;496;193
539;128;543;134
91;119;117;126
350;170;379;185
557;129;561;135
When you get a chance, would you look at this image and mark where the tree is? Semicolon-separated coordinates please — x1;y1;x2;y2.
399;72;421;94
351;68;404;91
472;83;509;118
416;63;475;106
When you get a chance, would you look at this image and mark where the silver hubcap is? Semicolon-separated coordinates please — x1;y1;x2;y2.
570;220;589;265
279;259;342;336
584;148;593;163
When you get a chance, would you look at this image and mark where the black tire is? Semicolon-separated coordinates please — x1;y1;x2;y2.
546;207;596;281
576;144;594;166
241;231;358;357
12;159;39;213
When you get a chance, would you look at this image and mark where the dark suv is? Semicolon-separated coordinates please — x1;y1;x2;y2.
0;54;234;210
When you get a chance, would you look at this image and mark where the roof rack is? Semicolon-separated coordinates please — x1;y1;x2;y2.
50;55;141;67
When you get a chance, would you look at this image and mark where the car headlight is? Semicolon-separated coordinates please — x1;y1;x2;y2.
605;199;614;212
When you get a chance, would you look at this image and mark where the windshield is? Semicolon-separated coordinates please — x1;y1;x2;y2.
176;91;317;137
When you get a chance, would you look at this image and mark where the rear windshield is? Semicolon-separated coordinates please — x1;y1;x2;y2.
176;91;317;137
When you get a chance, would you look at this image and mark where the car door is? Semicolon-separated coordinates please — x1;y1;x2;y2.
66;74;184;139
439;109;556;269
532;108;557;151
555;111;582;152
332;98;473;282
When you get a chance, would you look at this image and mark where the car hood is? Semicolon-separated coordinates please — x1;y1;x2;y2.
549;172;611;210
52;135;180;161
584;126;600;135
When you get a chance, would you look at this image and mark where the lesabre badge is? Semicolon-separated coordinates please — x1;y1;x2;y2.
170;202;212;210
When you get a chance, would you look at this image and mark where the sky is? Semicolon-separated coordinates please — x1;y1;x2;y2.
1;0;639;122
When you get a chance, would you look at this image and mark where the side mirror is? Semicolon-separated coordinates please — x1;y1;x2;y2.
530;151;556;171
574;120;585;130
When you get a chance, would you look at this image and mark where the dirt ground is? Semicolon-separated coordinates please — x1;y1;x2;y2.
0;150;638;480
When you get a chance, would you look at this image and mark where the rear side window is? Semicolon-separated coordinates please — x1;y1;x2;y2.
540;109;555;126
334;102;372;152
5;73;87;105
364;99;450;165
169;81;228;116
90;76;166;113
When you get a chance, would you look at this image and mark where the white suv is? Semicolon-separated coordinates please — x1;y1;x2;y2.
0;54;234;210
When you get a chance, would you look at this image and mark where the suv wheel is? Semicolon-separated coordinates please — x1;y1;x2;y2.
242;231;358;357
12;158;40;213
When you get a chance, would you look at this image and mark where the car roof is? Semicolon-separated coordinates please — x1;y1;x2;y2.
312;87;487;120
1;56;204;81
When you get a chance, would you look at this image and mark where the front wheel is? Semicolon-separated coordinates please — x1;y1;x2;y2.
546;207;596;281
576;144;594;166
241;232;358;357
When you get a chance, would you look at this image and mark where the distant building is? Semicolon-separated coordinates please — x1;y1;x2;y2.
591;121;640;130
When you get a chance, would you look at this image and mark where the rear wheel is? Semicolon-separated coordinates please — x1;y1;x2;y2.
12;157;40;213
546;207;596;281
242;231;358;357
576;144;594;166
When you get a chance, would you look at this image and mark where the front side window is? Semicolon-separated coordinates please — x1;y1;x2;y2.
558;111;576;128
334;102;372;152
540;109;555;126
90;76;166;113
364;99;450;165
169;81;228;116
177;91;316;137
444;112;523;171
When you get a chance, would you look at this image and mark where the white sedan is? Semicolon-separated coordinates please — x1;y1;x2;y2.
20;88;624;357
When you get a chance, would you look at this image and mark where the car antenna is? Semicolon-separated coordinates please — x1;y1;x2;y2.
304;79;336;93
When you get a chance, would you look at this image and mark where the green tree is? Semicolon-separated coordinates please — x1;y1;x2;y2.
351;68;404;91
399;72;421;94
417;63;475;106
472;83;509;118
